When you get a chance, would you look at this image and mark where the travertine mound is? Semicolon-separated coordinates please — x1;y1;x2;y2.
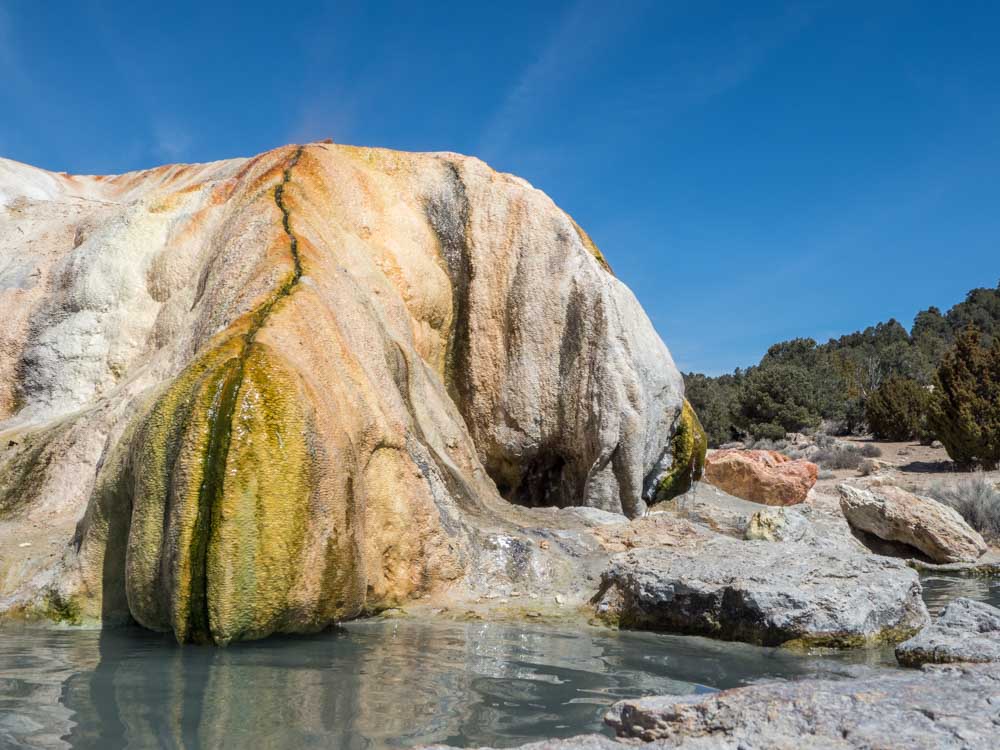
0;144;690;643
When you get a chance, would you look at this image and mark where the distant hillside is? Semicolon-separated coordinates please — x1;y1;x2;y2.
685;281;1000;445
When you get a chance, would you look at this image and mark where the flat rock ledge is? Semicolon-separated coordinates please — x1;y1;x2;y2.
664;484;860;550
593;538;929;648
422;663;1000;749
896;597;1000;667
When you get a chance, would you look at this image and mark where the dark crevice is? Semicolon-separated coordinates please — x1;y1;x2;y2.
425;161;473;414
506;452;571;509
183;146;305;644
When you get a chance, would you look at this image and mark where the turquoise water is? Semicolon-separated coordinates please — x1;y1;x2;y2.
3;573;994;749
0;618;893;749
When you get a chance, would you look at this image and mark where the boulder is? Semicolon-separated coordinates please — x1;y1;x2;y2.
594;537;928;648
703;449;817;506
858;457;895;476
602;663;1000;749
838;484;987;563
896;597;1000;667
0;144;689;643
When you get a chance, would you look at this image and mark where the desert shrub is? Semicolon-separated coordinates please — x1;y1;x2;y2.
864;376;931;441
928;328;1000;470
928;476;1000;541
814;434;836;449
746;437;786;452
813;444;864;470
860;443;883;458
751;422;788;441
858;458;879;476
817;469;835;480
781;446;808;460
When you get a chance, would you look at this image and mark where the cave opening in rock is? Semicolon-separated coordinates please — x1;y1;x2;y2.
849;526;933;563
497;452;573;509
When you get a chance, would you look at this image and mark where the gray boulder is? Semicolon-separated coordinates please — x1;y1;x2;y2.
896;597;1000;667
594;537;929;648
602;663;1000;749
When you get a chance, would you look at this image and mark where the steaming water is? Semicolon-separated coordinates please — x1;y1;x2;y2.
0;576;992;749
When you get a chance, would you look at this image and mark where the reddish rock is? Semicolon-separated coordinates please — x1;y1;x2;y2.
703;449;818;506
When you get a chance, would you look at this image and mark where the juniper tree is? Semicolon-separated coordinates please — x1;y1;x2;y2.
929;327;1000;470
864;375;931;442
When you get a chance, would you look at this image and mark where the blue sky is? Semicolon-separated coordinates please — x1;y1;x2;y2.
2;1;997;374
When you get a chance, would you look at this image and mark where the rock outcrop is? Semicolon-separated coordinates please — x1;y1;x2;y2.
603;663;1000;749
838;484;987;563
0;144;689;643
649;400;707;502
896;597;1000;667
593;537;928;647
426;664;1000;748
662;483;859;548
703;449;817;506
423;737;621;750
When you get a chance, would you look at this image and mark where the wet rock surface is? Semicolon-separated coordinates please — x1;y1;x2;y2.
896;597;1000;666
594;536;929;647
422;736;622;750
425;664;1000;748
603;663;1000;749
839;484;987;563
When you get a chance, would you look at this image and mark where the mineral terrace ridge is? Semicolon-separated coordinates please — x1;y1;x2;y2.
0;142;704;644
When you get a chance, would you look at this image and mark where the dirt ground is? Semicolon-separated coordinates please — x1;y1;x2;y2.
812;437;1000;500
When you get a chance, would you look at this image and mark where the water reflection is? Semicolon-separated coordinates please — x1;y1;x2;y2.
920;574;1000;616
2;619;896;750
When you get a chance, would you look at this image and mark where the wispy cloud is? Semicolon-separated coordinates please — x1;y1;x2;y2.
618;2;822;129
81;3;199;166
0;4;30;93
477;0;652;162
151;119;194;163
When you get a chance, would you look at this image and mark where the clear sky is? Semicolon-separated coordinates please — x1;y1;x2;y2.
2;1;997;374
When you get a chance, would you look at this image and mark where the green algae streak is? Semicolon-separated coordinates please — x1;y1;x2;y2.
655;400;707;502
122;147;314;645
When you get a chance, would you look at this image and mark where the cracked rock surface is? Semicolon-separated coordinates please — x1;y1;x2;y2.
896;597;1000;667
